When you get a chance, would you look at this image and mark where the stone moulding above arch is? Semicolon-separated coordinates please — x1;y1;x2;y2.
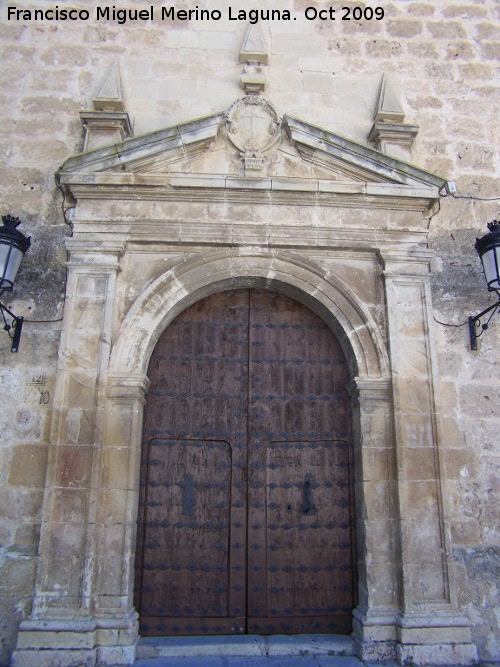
108;248;389;380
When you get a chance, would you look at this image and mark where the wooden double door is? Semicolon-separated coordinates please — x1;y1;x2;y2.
135;289;356;636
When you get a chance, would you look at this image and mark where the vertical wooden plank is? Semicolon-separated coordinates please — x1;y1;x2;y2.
136;290;249;636
247;290;355;634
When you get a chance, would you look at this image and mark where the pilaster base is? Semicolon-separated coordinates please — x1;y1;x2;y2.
13;648;96;667
353;608;398;661
397;643;479;666
12;613;138;667
396;613;478;666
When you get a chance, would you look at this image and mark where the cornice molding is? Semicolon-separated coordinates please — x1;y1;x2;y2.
59;172;440;211
57;101;446;213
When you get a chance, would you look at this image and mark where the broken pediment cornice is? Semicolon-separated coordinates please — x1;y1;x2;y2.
284;116;445;189
60;112;224;175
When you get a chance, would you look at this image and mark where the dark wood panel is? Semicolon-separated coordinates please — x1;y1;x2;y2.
135;289;355;637
140;440;232;618
138;617;246;636
246;290;354;633
247;616;353;635
136;290;249;636
263;441;354;617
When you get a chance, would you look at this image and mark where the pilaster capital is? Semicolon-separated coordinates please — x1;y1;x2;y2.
379;248;439;279
65;239;126;269
353;606;397;627
347;376;392;403
105;373;150;403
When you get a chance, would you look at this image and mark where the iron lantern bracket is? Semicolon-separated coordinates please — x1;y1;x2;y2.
0;298;24;353
469;299;500;351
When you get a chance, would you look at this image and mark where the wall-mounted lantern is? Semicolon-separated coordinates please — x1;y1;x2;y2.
469;220;500;350
0;215;31;352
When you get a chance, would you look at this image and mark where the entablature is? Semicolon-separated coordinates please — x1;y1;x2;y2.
57;98;447;218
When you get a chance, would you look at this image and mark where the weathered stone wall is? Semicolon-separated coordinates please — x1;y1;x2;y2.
0;1;498;665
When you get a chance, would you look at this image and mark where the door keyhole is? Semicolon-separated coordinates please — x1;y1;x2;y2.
301;474;315;515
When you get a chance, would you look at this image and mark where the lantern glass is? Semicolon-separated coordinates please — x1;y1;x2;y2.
0;241;25;290
480;245;500;293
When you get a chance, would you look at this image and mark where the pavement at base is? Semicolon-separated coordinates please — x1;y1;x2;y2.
130;635;399;667
133;657;373;667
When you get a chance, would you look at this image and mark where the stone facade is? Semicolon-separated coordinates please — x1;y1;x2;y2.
0;2;499;666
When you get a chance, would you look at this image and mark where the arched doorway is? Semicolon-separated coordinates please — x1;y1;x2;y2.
134;289;357;636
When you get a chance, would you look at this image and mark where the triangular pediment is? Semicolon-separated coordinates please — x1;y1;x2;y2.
58;100;446;209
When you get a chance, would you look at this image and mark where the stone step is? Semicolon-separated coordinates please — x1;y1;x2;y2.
134;656;365;667
136;634;356;660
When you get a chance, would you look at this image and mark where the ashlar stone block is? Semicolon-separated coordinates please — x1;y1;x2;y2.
8;445;48;487
12;648;96;667
397;642;478;666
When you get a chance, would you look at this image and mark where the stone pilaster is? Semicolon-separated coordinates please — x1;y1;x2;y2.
12;241;138;667
381;250;477;666
349;377;399;661
90;374;150;665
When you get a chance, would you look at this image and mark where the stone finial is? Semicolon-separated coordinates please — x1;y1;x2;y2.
239;22;269;65
239;23;268;95
374;72;405;123
369;73;418;161
80;60;132;152
93;59;125;112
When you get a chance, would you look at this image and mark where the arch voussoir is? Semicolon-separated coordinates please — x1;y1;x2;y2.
110;249;388;380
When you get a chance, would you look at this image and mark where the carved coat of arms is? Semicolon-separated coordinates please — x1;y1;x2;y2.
226;97;281;171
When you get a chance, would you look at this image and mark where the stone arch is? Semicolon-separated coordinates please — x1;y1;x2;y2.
109;248;389;381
